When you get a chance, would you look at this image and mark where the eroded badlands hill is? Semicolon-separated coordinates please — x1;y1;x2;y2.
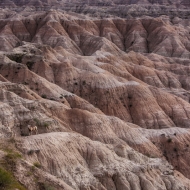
1;9;190;190
1;0;190;7
1;0;190;19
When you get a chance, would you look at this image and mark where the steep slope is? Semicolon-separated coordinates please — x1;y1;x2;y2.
1;9;190;190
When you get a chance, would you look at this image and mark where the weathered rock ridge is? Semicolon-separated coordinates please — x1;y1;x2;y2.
1;0;190;7
1;0;190;19
1;9;190;190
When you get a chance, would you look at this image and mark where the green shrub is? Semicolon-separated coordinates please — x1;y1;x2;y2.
0;167;12;188
3;150;22;170
34;118;41;126
44;184;55;190
33;162;42;168
0;167;26;190
0;148;26;190
33;118;49;128
42;122;49;128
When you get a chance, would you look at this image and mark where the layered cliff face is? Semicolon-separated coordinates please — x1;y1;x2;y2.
1;8;190;190
1;0;190;7
1;0;190;19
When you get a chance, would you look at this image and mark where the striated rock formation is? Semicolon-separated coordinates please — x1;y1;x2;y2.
1;7;190;190
1;0;190;19
1;0;190;7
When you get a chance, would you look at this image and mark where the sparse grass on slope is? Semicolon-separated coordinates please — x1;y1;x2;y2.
0;167;26;190
0;142;26;190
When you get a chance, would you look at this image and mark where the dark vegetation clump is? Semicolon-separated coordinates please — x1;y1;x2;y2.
26;61;35;70
7;54;25;63
41;94;47;99
0;167;12;189
0;149;26;190
3;150;22;170
33;162;42;168
38;182;55;190
34;118;49;129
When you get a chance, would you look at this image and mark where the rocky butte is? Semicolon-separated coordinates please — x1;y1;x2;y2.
0;0;190;190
